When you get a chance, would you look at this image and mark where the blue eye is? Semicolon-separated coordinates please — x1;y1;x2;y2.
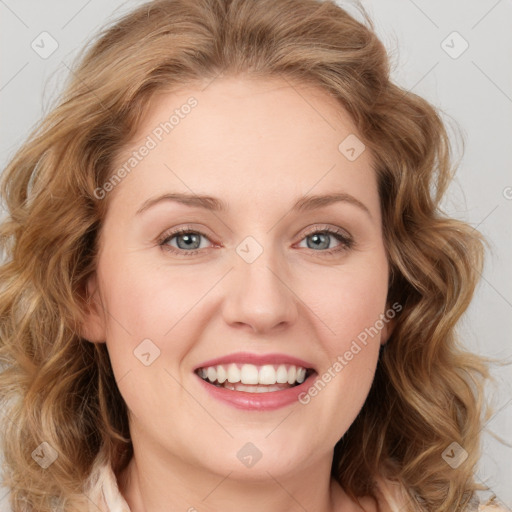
159;228;211;256
158;225;353;257
297;228;353;255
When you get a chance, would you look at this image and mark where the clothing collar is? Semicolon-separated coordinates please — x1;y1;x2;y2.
85;461;131;512
84;461;494;512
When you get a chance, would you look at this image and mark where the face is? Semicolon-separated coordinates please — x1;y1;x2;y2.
83;76;392;482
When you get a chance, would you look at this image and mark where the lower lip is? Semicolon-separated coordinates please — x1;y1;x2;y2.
196;373;317;411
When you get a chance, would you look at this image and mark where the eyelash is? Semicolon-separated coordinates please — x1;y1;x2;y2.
157;224;354;257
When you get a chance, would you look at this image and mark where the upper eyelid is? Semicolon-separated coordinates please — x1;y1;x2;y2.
300;224;351;238
158;226;213;247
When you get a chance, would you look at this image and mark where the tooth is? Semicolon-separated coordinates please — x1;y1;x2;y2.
268;385;286;392
227;363;241;383
201;362;309;388
276;365;288;383
240;364;259;385
234;383;270;393
216;365;227;383
287;365;297;385
259;364;277;385
232;383;277;393
296;367;306;383
207;367;217;383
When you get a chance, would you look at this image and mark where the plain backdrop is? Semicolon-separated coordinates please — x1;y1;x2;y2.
0;0;511;510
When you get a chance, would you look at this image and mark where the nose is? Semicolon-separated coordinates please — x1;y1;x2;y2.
222;243;299;334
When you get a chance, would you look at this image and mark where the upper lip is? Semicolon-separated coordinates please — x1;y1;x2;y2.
194;352;316;371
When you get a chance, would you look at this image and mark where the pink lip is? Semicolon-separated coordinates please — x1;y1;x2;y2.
193;351;315;371
195;371;317;411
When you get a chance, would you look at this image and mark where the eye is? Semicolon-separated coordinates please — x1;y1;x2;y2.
158;227;214;256
157;224;354;257
296;225;353;256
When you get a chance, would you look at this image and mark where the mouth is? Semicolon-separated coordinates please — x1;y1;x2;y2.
195;363;316;394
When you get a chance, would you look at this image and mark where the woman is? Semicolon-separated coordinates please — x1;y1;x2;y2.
0;0;505;510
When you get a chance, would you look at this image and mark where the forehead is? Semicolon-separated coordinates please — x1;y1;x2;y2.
107;76;379;218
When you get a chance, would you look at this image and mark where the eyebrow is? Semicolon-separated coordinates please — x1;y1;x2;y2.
136;192;372;219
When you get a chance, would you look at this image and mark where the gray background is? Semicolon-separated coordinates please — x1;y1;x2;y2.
0;0;511;510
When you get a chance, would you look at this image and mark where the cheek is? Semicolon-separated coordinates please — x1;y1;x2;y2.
99;256;201;333
301;258;389;349
96;253;214;382
99;246;389;354
96;259;200;416
296;262;388;430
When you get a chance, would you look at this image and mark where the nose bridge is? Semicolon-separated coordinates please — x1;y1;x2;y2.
223;234;298;333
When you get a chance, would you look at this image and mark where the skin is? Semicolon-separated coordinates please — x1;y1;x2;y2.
82;75;393;512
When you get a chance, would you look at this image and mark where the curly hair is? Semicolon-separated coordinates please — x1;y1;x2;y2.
0;0;494;510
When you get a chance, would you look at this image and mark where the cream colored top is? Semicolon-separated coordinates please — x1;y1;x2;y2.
84;461;506;512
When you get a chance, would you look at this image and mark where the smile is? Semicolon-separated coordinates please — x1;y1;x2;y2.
193;353;318;410
196;363;314;393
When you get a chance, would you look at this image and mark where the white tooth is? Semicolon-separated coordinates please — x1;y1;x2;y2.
231;383;272;393
287;365;297;385
207;367;217;383
235;384;252;392
268;385;285;392
237;384;269;393
276;364;288;383
205;363;309;389
259;364;277;385
296;367;306;383
219;381;293;393
216;365;227;383
227;363;241;383
240;364;259;385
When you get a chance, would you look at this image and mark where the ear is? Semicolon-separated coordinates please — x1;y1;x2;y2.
79;272;107;344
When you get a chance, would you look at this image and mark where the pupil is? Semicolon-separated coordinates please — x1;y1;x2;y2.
177;233;200;250
308;233;329;250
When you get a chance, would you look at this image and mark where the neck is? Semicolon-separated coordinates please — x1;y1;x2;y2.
117;444;362;512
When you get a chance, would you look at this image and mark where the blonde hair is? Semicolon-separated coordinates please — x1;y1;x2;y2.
0;0;495;510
